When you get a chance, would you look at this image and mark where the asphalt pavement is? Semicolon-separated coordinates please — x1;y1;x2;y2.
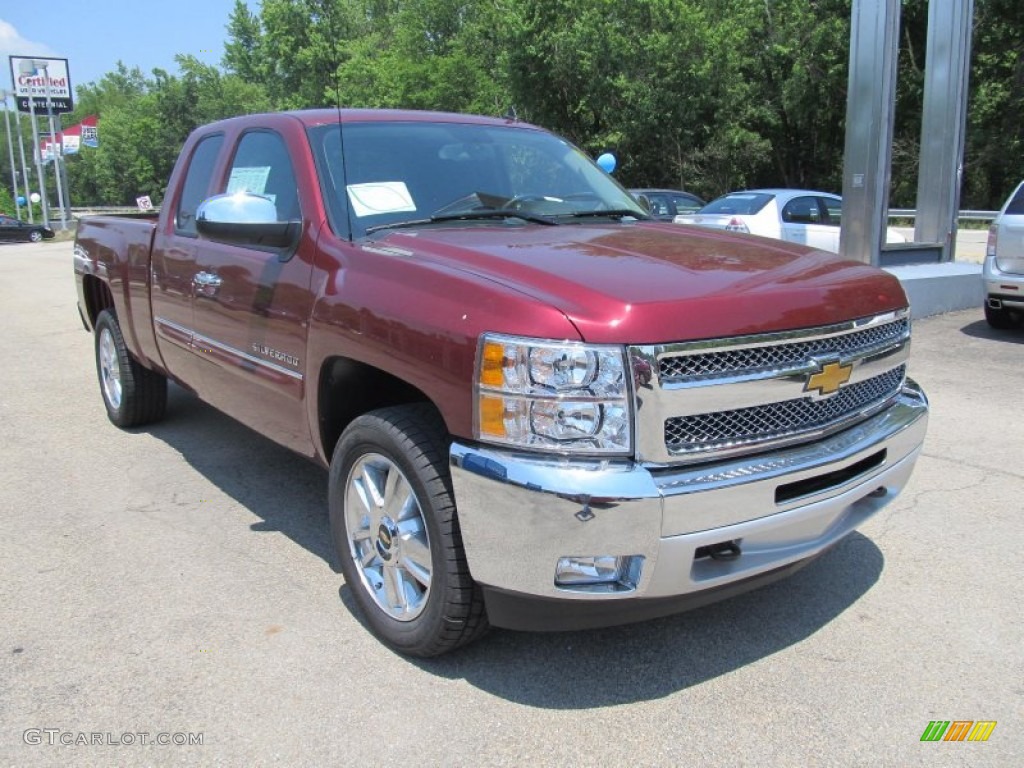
1;240;1021;767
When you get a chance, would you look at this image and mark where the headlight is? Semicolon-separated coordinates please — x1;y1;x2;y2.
474;334;632;455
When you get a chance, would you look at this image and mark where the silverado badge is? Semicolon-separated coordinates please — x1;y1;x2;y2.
805;361;854;397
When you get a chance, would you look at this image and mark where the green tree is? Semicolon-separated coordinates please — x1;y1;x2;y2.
964;0;1024;207
63;58;270;205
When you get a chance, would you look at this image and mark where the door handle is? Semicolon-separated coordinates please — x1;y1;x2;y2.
193;271;223;297
194;271;223;287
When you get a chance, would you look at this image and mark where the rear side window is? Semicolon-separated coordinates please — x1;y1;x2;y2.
1005;182;1024;215
700;193;773;215
781;196;823;224
176;134;224;236
821;197;843;226
646;194;671;216
672;193;703;214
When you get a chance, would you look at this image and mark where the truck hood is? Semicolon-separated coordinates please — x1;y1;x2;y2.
380;222;907;344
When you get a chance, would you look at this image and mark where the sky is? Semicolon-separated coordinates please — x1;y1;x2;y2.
1;1;255;101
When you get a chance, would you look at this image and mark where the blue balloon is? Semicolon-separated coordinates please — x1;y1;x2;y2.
597;152;617;174
16;195;26;206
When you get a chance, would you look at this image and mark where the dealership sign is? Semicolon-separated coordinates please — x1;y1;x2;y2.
9;56;74;114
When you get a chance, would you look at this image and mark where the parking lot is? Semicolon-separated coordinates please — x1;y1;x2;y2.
1;240;1021;767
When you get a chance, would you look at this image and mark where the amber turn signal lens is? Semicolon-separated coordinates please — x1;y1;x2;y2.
478;394;506;438
480;341;506;388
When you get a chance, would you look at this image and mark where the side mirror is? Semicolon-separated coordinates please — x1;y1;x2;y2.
634;194;652;213
196;192;300;249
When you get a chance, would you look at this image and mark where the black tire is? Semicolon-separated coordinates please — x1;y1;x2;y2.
984;302;1018;330
29;230;43;243
329;404;488;656
94;309;168;427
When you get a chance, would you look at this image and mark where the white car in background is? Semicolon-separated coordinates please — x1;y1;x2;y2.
674;189;906;253
983;179;1024;329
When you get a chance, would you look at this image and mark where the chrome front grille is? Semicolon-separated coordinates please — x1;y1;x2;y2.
629;310;913;465
659;318;909;382
664;366;906;455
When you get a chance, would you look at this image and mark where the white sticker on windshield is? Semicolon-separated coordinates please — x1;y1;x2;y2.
228;166;272;196
347;182;417;218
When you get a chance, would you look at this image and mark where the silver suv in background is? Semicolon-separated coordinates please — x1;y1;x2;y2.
984;180;1024;329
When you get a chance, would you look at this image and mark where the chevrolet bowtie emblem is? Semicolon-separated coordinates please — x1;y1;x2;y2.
805;361;853;396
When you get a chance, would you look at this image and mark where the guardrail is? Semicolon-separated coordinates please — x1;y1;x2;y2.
888;209;998;223
70;206;158;216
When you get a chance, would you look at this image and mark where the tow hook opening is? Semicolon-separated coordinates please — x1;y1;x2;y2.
988;298;1003;309
696;540;742;562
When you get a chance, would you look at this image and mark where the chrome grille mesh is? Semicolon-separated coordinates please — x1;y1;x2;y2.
659;318;909;382
664;366;906;454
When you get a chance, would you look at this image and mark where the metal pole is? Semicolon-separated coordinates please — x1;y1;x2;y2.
2;92;20;219
14;109;34;223
41;65;67;230
914;0;974;262
839;0;901;266
21;65;50;229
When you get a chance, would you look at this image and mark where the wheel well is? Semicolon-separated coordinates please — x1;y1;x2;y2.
318;357;440;460
82;275;115;328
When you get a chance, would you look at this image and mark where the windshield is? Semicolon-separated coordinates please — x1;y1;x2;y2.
309;121;646;238
699;193;775;216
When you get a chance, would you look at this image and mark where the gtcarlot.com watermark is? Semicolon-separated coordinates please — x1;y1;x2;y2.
24;729;203;747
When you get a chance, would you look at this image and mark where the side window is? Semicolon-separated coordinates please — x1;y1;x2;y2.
781;196;822;225
647;194;671;217
224;130;300;221
671;194;702;215
176;134;224;236
821;197;842;226
1005;183;1024;215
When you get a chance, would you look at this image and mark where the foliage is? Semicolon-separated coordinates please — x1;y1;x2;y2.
0;185;14;216
2;0;1018;209
59;58;270;205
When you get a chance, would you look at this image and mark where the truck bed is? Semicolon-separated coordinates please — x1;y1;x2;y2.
74;213;162;371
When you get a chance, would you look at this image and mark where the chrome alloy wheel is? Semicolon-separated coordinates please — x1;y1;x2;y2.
344;453;432;621
98;327;123;409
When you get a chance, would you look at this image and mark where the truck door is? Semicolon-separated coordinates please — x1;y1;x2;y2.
189;128;316;454
151;133;225;386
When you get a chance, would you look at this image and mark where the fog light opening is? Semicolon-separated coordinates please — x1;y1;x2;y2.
695;539;743;562
554;555;643;593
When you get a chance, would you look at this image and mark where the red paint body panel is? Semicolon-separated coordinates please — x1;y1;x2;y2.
375;222;906;344
74;108;909;467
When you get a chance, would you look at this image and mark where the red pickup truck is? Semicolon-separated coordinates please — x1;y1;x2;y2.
74;109;928;656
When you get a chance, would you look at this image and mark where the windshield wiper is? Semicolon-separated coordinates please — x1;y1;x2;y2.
431;209;557;226
365;218;434;234
561;209;648;221
366;209;557;234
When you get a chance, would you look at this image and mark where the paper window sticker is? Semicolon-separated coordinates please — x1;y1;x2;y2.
227;166;272;196
347;182;417;217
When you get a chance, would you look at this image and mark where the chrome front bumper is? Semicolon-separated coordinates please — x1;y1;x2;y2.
450;379;928;627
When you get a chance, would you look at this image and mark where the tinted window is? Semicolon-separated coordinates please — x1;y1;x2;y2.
646;194;671;216
821;197;842;226
224;130;300;221
700;193;774;216
671;193;703;214
1005;182;1024;215
781;196;823;224
176;134;224;235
